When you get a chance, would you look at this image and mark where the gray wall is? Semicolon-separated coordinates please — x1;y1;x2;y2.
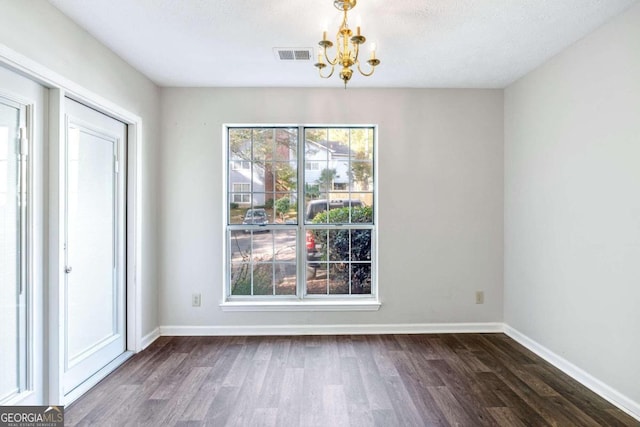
0;0;161;337
504;3;640;407
159;88;504;327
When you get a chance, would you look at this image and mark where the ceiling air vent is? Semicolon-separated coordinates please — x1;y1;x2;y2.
273;48;313;61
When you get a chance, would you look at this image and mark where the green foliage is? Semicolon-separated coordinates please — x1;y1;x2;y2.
231;263;273;295
229;202;239;209
310;205;373;224
275;197;291;220
305;184;320;199
310;206;373;292
317;168;337;194
350;151;373;191
273;163;296;192
264;198;274;209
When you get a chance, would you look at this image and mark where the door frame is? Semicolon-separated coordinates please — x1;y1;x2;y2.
0;45;144;405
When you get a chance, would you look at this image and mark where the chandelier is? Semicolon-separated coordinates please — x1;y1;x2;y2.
314;0;380;87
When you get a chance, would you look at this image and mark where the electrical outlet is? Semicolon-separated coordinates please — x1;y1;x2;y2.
475;291;484;304
192;293;201;307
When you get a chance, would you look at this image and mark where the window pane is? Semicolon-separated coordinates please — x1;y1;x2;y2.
306;228;327;263
350;201;373;224
251;163;265;201
272;230;297;295
249;230;273;262
328;128;349;145
328;229;349;262
252;263;273;295
307;262;328;294
351;230;371;261
273;162;297;192
274;128;297;161
275;263;296;295
229;128;252;161
229;203;242;223
350;128;373;161
240;206;270;228
231;263;251;295
253;128;274;162
305;160;329;198
350;161;373;191
0;101;21;399
329;263;349;294
229;230;250;262
351;264;372;294
272;193;296;224
274;229;296;260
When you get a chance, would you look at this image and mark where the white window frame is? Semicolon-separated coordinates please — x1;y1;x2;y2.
221;125;380;312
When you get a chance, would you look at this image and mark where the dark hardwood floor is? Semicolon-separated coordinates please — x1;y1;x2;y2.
66;334;639;426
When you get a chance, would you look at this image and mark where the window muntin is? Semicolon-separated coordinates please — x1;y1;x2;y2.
226;126;375;299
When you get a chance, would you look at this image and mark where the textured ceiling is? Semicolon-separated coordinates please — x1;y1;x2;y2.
48;0;638;88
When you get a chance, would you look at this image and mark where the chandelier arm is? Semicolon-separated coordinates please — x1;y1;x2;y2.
357;60;376;77
324;47;338;66
319;64;336;79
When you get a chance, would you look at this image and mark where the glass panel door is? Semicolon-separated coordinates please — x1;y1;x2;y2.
63;98;126;396
0;97;26;403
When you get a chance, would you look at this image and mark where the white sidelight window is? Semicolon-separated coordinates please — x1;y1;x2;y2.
0;96;28;404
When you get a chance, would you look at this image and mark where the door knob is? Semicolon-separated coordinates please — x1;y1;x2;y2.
65;266;73;274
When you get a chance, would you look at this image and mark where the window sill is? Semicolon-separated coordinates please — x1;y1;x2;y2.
220;300;381;312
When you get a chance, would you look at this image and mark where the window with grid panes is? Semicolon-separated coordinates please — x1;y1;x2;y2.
226;126;375;300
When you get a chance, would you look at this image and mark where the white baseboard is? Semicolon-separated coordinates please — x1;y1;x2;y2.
504;325;640;421
140;327;160;350
159;322;505;337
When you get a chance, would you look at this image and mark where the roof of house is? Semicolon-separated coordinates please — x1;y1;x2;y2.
307;139;352;156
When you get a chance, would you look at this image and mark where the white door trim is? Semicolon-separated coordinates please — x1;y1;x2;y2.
0;43;144;405
0;74;44;406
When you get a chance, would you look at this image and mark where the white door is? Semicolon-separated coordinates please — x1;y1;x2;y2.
63;98;127;396
0;65;46;405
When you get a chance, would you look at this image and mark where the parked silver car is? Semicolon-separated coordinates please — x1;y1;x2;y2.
242;208;268;232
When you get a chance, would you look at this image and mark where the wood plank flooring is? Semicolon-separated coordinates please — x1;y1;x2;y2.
66;334;639;426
